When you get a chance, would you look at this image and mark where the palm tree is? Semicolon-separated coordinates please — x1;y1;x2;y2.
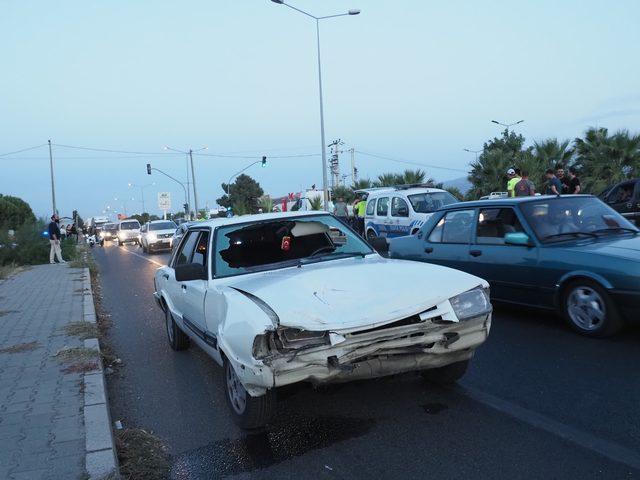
532;138;573;169
258;196;273;213
353;178;372;190
332;185;355;203
401;169;427;185
308;196;323;211
374;172;404;187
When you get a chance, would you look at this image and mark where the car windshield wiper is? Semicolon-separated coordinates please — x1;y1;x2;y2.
542;231;598;241
300;251;367;264
591;227;639;235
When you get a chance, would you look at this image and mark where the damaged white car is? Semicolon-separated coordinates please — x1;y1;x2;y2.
153;212;492;428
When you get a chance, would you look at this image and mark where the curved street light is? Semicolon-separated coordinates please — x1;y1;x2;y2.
270;0;360;210
491;119;524;133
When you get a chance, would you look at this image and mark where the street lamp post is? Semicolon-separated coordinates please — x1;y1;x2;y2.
146;163;190;219
491;119;524;134
164;146;207;218
128;182;155;213
463;148;483;162
270;0;360;211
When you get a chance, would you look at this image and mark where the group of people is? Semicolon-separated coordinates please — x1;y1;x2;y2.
506;166;581;197
333;195;368;235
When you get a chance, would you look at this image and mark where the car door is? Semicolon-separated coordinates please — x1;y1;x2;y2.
376;197;391;237
603;181;636;218
465;207;539;303
420;208;475;271
389;196;412;237
166;230;199;319
178;230;211;338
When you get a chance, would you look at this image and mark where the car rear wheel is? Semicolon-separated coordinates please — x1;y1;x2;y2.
223;358;275;429
366;229;377;242
561;280;622;337
165;307;189;351
421;360;469;385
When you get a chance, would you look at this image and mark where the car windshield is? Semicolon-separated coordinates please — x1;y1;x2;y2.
104;224;118;231
408;192;458;213
215;215;373;277
120;221;140;230
149;221;176;231
521;197;638;243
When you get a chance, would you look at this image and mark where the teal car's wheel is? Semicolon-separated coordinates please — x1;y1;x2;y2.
562;280;622;337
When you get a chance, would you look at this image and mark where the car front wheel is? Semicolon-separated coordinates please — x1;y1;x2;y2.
562;280;622;337
165;307;189;350
421;360;469;385
223;358;275;429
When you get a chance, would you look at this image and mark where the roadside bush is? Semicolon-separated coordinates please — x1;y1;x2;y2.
0;219;77;266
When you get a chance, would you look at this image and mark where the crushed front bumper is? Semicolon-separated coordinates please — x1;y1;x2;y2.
235;314;491;396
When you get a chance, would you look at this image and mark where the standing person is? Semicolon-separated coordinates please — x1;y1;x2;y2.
353;195;367;235
333;197;349;220
514;170;536;197
556;166;570;193
48;215;66;264
545;169;563;195
567;167;581;194
506;168;521;197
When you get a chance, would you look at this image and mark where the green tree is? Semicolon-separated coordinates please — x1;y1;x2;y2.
259;196;274;213
332;185;355;203
0;194;36;229
353;179;372;190
401;169;430;185
308;196;323;211
218;174;264;214
467;129;534;199
574;127;640;193
532;138;573;169
374;173;404;187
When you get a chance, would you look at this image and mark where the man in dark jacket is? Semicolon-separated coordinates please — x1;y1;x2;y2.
48;215;66;264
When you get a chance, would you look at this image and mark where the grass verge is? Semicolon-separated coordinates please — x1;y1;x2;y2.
116;429;170;480
64;321;99;340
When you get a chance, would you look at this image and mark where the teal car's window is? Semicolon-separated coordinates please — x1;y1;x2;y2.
215;215;374;278
476;208;524;244
429;209;474;243
366;199;376;216
408;192;458;213
521;197;638;242
391;197;410;217
376;197;389;217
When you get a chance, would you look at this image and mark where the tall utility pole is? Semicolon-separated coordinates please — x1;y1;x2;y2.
328;139;343;188
48;139;57;215
270;1;361;209
184;154;191;217
349;148;357;184
188;149;199;218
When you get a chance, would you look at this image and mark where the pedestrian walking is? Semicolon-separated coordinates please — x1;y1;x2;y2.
567;167;581;194
545;169;563;195
514;170;536;197
333;197;349;220
506;168;522;197
48;214;66;264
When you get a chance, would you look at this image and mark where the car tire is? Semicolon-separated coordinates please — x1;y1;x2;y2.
366;229;377;242
223;357;276;429
561;279;622;337
421;360;469;385
165;307;190;351
142;243;148;253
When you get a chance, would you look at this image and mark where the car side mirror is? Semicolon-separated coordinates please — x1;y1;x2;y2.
370;237;389;254
504;232;533;247
175;263;207;281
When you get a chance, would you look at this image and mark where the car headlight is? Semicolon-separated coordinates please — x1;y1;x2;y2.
147;233;157;241
449;287;492;321
99;232;105;238
252;327;330;359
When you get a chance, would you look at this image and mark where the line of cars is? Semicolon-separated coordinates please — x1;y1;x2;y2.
151;189;639;429
97;219;181;253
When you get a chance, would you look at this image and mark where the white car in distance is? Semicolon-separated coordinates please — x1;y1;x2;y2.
153;212;492;428
140;220;177;253
116;219;141;246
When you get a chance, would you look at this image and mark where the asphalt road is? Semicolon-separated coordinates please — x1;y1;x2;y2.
93;241;640;479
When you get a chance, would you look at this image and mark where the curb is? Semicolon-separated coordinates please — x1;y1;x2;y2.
82;267;120;479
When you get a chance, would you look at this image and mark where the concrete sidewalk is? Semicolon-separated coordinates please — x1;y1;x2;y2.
0;264;117;480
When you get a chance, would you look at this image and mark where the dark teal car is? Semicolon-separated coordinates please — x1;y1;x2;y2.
385;195;640;337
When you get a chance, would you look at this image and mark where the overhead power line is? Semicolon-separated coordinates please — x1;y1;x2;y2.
354;150;468;173
0;144;47;157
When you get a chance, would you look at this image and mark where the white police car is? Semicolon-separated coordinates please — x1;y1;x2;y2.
363;186;459;240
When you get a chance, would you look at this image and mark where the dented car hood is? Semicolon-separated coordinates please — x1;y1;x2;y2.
226;255;485;332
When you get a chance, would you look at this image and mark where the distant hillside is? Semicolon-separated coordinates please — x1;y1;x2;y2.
442;176;471;194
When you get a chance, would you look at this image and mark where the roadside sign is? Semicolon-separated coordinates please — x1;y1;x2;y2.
158;192;171;210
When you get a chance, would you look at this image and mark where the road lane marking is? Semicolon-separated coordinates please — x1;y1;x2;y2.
118;246;166;267
460;385;640;471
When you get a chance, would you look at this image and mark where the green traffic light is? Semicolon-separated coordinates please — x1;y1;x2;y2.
261;156;267;167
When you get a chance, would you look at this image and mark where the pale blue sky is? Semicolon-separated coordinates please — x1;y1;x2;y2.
1;0;639;217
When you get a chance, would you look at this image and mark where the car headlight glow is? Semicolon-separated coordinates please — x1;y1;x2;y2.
147;233;157;242
449;287;492;321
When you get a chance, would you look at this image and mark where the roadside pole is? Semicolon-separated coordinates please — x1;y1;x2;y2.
48;139;57;215
189;149;199;219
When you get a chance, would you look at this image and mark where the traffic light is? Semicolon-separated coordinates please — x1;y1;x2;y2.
261;156;267;167
183;203;189;213
146;163;152;175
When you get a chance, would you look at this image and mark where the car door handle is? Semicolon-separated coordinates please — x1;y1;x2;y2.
181;285;187;291
424;247;433;253
162;273;169;280
470;249;482;257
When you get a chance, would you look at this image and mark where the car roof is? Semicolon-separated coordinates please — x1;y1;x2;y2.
149;219;176;224
439;194;596;210
190;211;332;229
119;219;140;224
366;187;448;198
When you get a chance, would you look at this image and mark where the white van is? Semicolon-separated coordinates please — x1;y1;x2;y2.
363;186;458;240
116;219;141;246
